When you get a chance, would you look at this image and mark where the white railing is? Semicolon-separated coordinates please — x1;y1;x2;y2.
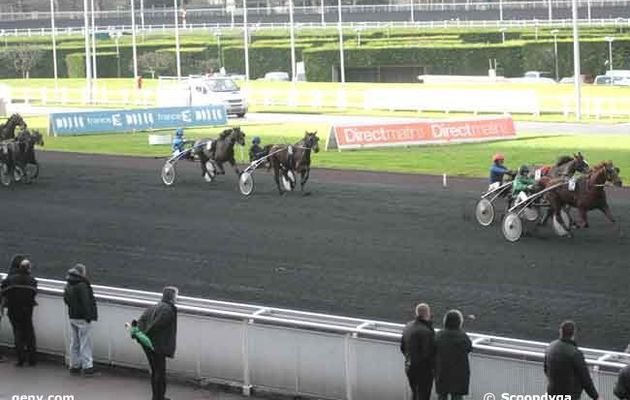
0;274;627;400
6;85;630;119
2;0;630;20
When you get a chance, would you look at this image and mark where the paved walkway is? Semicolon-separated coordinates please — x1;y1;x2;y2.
0;353;252;400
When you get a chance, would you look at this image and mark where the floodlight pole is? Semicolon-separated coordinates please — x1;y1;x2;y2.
83;0;92;103
91;0;97;80
174;0;182;79
50;0;58;89
131;0;138;79
289;0;296;81
243;0;250;80
337;0;345;83
571;0;581;120
551;30;559;82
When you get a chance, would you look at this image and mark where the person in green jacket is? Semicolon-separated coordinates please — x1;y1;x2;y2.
512;165;536;198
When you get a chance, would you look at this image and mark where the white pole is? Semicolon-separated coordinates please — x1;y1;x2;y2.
337;0;345;83
499;0;503;22
571;0;581;120
91;0;97;81
410;0;414;23
553;33;559;81
548;0;552;22
131;0;138;79
587;0;591;22
243;0;250;80
83;0;92;103
50;0;58;89
289;0;296;81
140;0;145;30
174;0;182;79
320;0;325;26
607;38;614;71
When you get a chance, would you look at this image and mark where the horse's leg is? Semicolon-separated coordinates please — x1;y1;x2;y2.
600;205;616;224
577;208;589;229
228;158;241;176
272;160;284;195
300;168;311;194
199;154;208;177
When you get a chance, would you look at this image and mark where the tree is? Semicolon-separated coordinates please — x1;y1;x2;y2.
2;45;43;79
137;51;175;78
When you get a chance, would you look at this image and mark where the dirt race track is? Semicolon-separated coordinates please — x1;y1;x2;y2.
1;151;629;350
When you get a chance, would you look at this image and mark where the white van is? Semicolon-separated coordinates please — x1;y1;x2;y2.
157;76;248;117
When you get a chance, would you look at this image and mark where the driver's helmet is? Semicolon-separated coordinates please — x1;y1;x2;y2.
492;153;505;163
252;136;261;145
175;128;184;138
518;165;530;176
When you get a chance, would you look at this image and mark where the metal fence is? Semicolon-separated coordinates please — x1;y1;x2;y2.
0;274;627;399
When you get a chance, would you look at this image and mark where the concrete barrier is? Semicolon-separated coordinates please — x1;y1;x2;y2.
0;276;626;399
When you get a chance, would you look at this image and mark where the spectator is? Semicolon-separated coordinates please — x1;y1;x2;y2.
137;286;178;400
435;309;473;400
63;263;98;376
0;257;38;367
614;344;630;399
400;303;435;400
544;320;601;400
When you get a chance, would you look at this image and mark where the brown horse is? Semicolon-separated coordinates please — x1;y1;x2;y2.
267;131;320;195
545;161;622;236
194;127;246;180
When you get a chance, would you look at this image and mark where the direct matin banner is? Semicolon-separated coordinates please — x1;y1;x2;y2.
50;105;228;136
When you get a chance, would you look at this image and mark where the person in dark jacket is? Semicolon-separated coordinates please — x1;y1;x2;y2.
0;258;38;367
63;263;98;376
400;303;435;400
614;344;630;399
544;321;601;400
435;310;473;400
137;286;178;400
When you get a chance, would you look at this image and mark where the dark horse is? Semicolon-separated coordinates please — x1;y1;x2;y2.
267;131;320;195
535;153;589;183
546;161;622;236
14;129;44;182
194;127;246;179
0;114;27;141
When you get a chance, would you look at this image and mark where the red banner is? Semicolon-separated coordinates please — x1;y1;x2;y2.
326;116;516;150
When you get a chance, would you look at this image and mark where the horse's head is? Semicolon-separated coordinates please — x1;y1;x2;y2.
602;162;622;187
30;130;44;146
230;127;246;146
572;152;590;174
303;131;320;153
10;113;27;130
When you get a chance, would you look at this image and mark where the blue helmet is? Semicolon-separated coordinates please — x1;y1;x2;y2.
252;136;261;145
175;128;184;137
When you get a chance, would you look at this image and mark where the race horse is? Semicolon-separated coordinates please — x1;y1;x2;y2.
536;153;590;183
14;129;44;181
545;161;623;236
266;131;320;195
0;114;27;141
194;127;246;179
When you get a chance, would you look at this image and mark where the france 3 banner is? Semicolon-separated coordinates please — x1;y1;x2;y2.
50;105;227;136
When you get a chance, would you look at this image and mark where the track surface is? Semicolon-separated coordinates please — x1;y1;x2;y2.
1;151;629;350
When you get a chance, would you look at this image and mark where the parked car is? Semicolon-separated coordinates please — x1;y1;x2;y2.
263;71;290;81
594;74;630;86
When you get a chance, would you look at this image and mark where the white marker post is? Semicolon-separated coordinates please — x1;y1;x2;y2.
443;173;447;188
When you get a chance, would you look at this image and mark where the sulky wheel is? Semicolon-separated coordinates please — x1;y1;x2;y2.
281;170;296;192
161;162;176;186
523;207;539;222
552;209;572;237
475;198;495;227
239;171;255;196
0;163;11;187
203;161;216;183
13;166;24;183
26;163;39;181
502;213;523;242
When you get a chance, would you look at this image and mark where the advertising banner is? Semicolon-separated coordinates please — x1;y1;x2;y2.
326;116;516;150
50;104;227;136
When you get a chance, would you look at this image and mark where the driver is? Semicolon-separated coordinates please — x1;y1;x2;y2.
511;165;537;197
489;153;513;184
249;136;267;162
172;128;193;159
